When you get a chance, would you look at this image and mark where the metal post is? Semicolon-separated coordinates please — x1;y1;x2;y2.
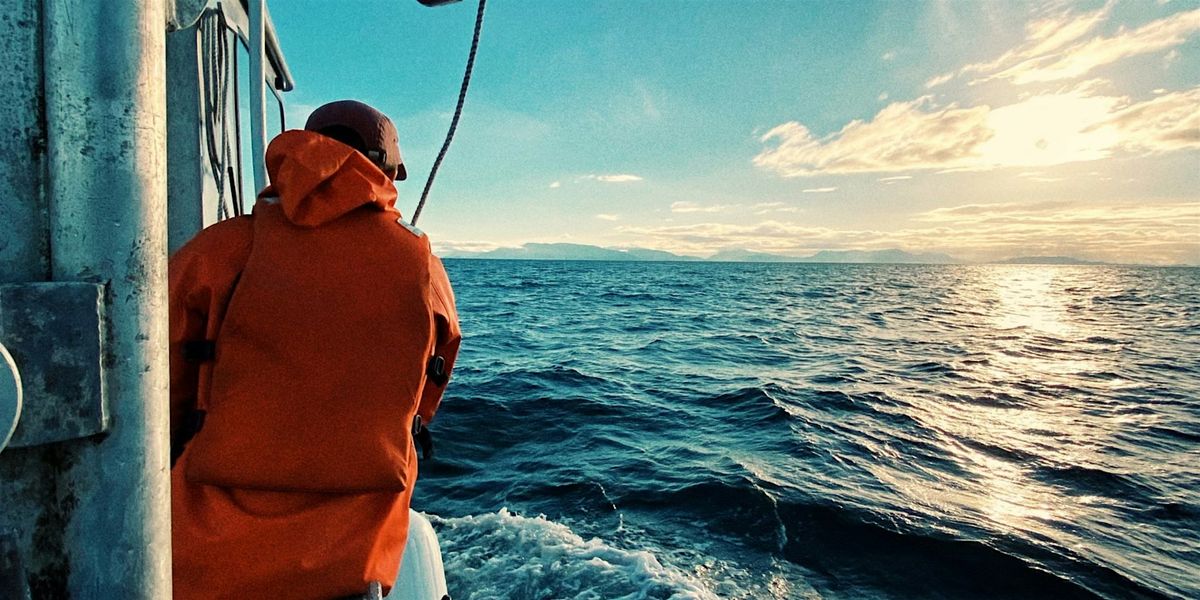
249;0;268;194
0;0;48;283
0;0;60;595
43;0;172;597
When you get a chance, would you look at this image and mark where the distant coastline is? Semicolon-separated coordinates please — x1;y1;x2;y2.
437;243;1192;266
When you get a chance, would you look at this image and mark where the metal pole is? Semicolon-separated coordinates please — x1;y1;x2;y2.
0;0;48;283
43;0;172;596
249;0;268;195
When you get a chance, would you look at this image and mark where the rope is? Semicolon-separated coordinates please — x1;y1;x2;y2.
411;0;487;226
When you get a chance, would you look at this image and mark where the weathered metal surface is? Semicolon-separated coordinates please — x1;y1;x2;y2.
0;530;32;600
0;0;49;284
0;342;24;453
0;283;106;448
167;25;221;252
0;0;62;594
43;0;173;597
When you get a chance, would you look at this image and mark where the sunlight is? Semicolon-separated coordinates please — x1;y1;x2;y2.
978;91;1122;169
989;266;1073;336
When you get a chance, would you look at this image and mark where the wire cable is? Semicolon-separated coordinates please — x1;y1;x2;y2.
200;9;235;219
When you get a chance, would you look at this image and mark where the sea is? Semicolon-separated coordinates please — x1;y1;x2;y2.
411;260;1200;600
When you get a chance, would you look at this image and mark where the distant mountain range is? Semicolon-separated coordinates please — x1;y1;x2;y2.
995;256;1107;265
440;243;960;264
437;243;1129;265
439;243;703;262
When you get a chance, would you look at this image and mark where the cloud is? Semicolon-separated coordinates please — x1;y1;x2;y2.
959;2;1115;82
878;175;913;182
989;8;1200;85
595;213;619;221
878;92;890;102
752;202;801;215
549;181;561;189
945;5;1200;86
618;221;869;255
582;174;644;183
755;84;1200;176
802;187;838;193
911;201;1200;263
285;102;319;130
754;96;992;176
1016;171;1065;183
1106;87;1200;153
882;51;897;61
925;73;955;89
432;240;509;254
615;202;1200;264
670;201;731;213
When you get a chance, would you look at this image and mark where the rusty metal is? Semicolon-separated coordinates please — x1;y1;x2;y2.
0;283;106;449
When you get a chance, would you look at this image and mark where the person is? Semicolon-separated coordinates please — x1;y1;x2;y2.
167;100;461;599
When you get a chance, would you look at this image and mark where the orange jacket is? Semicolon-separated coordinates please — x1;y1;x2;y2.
169;130;460;599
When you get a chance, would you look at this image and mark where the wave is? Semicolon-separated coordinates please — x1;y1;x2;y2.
774;501;1113;600
428;509;717;600
691;385;792;424
615;479;788;553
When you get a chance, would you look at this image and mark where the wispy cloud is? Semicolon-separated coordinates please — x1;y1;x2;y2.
936;4;1200;87
1105;86;1200;153
549;181;561;189
983;8;1200;85
670;201;732;213
755;84;1200;176
924;72;954;89
595;213;619;221
752;202;801;215
802;187;838;193
908;201;1200;263
878;175;913;182
754;97;991;176
882;50;897;61
582;174;644;183
958;2;1115;83
616;202;1200;264
753;202;785;210
432;240;508;254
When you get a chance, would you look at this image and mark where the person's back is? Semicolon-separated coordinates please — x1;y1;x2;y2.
168;101;460;599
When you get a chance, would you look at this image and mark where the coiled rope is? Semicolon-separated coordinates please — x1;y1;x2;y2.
411;0;487;226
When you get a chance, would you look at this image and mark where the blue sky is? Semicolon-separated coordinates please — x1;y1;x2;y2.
269;0;1199;264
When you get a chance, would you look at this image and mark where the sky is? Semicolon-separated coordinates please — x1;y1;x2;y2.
268;0;1199;264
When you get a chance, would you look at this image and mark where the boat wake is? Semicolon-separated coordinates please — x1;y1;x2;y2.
427;509;717;600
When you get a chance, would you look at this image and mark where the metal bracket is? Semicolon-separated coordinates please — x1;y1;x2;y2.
0;283;107;449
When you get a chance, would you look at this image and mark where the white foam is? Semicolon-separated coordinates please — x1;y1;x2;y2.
426;509;719;600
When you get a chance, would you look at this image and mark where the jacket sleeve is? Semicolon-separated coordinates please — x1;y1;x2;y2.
168;217;254;452
418;255;461;423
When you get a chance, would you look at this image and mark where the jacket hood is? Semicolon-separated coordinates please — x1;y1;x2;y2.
258;130;400;227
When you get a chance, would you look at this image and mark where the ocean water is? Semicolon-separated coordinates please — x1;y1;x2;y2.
412;261;1200;600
